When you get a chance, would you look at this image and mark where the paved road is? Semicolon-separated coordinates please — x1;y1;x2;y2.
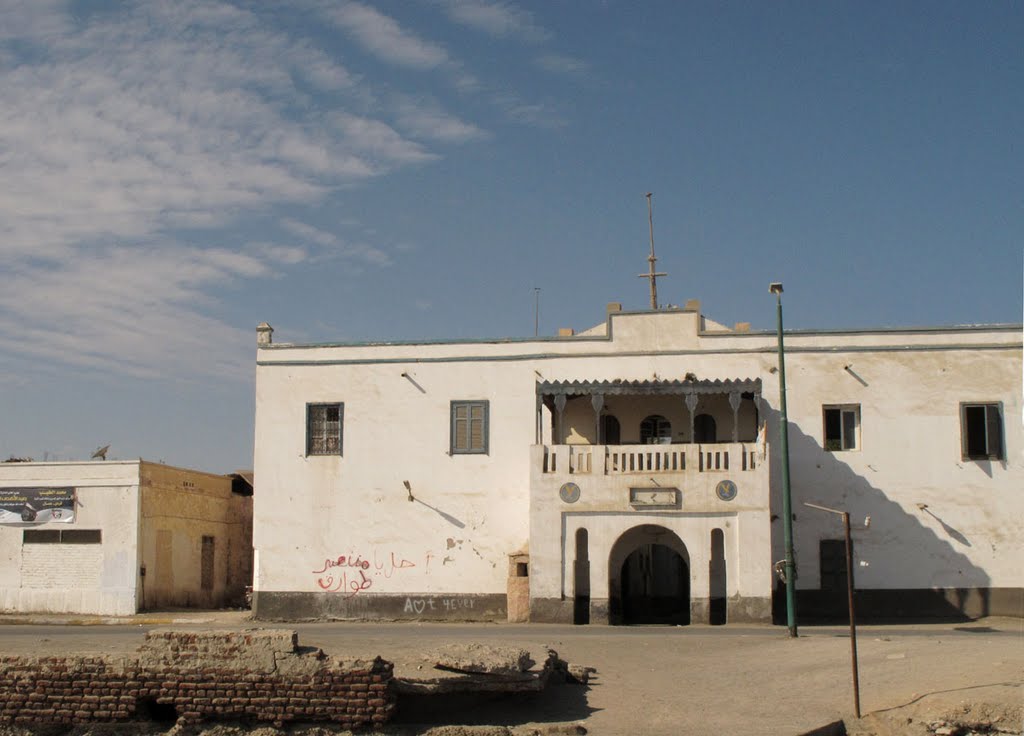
1;615;1022;735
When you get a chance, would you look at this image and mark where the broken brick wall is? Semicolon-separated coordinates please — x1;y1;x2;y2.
0;629;394;728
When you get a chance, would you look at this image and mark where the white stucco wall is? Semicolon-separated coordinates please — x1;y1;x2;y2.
253;360;535;599
254;308;1022;612
0;461;141;616
773;345;1022;592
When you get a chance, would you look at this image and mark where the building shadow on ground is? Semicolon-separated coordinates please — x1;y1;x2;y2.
393;676;597;727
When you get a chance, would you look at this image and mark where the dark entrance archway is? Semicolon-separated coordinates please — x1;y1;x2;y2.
608;525;690;625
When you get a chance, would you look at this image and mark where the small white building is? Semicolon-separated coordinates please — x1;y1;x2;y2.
0;460;253;616
252;304;1022;624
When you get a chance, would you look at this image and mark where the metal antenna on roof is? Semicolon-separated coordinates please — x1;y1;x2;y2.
534;287;540;337
638;192;667;309
91;444;110;461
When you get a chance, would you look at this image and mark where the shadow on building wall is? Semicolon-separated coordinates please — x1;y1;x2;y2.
763;410;994;623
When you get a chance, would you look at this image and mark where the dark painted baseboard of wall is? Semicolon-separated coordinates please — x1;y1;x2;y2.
253;591;507;622
774;587;1024;623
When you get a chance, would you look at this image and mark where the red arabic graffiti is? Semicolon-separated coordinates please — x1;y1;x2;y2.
313;549;420;597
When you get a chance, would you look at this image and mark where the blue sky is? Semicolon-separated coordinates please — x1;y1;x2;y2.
1;1;1021;473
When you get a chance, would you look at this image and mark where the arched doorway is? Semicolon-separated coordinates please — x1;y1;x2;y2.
640;415;672;444
694;413;717;443
600;415;621;445
608;525;690;625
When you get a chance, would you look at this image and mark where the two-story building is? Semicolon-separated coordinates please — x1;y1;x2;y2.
252;301;1021;624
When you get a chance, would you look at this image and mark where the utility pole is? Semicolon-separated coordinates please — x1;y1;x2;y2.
638;192;667;309
771;282;798;638
804;502;862;718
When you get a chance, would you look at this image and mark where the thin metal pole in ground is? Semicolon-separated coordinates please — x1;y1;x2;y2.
804;501;862;719
771;282;797;638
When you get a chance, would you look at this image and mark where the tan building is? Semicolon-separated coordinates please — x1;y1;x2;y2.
0;460;252;616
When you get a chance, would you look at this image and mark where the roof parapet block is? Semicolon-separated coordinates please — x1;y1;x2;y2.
257;322;274;345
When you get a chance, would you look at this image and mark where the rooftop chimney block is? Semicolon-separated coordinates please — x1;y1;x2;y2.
256;322;274;346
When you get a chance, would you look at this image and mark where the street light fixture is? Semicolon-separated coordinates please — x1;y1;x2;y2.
771;281;798;638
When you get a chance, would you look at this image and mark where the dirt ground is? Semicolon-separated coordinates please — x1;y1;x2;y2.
0;613;1021;735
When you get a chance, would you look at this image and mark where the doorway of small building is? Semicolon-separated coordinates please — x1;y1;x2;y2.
573;528;590;624
608;524;690;625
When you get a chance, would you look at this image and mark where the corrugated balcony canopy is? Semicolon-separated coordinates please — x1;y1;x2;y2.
536;378;762;397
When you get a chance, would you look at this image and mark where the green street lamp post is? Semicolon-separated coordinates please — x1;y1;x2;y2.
770;282;798;638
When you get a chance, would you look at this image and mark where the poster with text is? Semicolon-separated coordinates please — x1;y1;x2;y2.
0;487;76;523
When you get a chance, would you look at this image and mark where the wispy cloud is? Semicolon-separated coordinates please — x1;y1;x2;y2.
436;0;551;43
0;2;433;380
492;93;569;129
392;95;489;143
535;53;590;76
322;1;449;69
281;219;393;267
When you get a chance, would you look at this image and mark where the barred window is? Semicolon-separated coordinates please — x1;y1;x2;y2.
451;400;489;455
307;403;343;456
23;529;101;544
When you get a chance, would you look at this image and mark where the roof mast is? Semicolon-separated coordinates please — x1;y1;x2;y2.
639;192;667;309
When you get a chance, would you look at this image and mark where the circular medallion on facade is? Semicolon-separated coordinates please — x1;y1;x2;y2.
716;479;738;502
559;482;581;504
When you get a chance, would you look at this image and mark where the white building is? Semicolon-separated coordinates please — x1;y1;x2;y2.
0;460;252;616
252;303;1021;624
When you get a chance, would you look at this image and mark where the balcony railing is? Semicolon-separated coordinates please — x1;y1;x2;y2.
539;443;760;475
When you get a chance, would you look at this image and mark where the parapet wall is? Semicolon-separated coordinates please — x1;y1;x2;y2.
0;629;394;728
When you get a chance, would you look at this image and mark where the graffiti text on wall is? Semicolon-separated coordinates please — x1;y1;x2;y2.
404;597;476;615
312;550;419;597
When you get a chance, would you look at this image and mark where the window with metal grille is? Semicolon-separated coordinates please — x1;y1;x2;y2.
306;403;343;456
823;405;860;451
961;403;1004;460
451;400;489;454
201;536;215;591
23;529;101;544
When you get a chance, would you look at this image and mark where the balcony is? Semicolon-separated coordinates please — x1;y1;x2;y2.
538;442;761;476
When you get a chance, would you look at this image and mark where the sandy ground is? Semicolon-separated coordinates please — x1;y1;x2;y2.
0;612;1021;735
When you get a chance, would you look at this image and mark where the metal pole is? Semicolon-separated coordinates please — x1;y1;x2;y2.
534;287;540;337
804;501;863;719
646;193;657;310
773;285;798;637
844;511;861;718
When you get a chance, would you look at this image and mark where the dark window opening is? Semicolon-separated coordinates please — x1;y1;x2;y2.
307;402;343;456
824;405;859;451
201;536;215;591
640;415;672;445
600;415;621;445
574;528;590;625
694;413;717;443
23;529;100;544
515;562;529;577
819;539;850;591
961;403;1004;460
61;529;102;544
709;528;726;625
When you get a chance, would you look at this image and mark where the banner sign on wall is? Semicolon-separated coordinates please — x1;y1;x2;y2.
0;487;76;523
